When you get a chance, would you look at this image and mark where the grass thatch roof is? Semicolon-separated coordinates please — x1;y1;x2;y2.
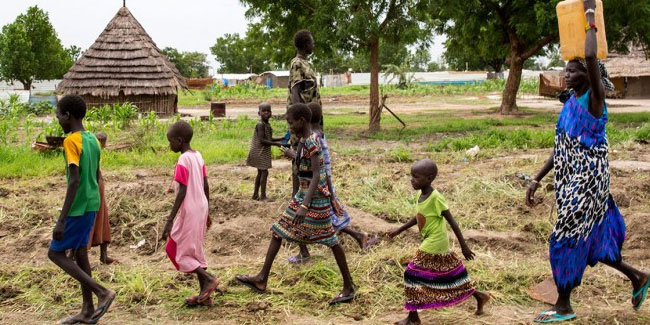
56;7;187;97
604;48;650;78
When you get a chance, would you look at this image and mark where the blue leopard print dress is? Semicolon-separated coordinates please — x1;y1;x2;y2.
550;90;626;293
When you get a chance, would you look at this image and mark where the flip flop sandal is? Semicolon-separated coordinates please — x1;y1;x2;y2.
59;315;97;324
533;310;577;323
329;292;356;305
197;278;220;303
362;235;379;249
235;274;266;294
633;277;650;311
185;295;200;306
288;255;311;264
90;293;116;323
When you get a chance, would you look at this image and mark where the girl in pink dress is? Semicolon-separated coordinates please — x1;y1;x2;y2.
162;121;219;306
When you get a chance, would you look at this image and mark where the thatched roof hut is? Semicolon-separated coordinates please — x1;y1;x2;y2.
56;6;187;115
604;48;650;98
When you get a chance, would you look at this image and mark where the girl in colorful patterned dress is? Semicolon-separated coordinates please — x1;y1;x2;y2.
526;1;648;322
235;103;356;305
162;121;219;306
287;102;378;264
388;159;489;325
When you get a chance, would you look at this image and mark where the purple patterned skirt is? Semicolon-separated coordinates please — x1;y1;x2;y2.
404;250;475;311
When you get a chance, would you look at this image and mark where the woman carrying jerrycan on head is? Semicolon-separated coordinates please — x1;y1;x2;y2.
527;0;648;322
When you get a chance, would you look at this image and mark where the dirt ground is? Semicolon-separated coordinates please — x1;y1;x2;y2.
2;96;650;324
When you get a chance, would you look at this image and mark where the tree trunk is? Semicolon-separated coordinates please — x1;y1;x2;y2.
22;80;32;91
368;39;381;133
499;55;524;113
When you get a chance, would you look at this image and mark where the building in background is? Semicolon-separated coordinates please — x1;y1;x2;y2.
56;6;187;115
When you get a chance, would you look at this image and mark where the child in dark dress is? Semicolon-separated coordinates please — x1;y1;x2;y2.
246;102;284;201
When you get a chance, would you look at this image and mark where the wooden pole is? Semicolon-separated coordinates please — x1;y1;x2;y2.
123;0;126;7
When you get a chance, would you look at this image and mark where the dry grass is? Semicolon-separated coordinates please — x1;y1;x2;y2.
1;107;650;324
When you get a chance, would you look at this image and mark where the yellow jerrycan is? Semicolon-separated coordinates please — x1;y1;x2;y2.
556;0;608;60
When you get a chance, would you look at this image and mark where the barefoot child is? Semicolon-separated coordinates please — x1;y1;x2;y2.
162;121;219;306
48;95;115;324
246;102;284;201
236;103;355;305
388;159;489;324
286;102;377;264
87;132;117;264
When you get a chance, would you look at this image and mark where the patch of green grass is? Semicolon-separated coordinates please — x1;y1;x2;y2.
428;128;555;152
177;79;540;107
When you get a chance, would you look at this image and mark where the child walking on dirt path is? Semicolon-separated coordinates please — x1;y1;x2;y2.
235;103;356;305
387;159;489;325
284;102;378;264
48;95;116;324
87;132;117;265
246;102;285;201
162;121;220;306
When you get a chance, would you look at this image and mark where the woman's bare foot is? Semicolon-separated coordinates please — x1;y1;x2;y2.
100;256;119;265
235;274;267;293
394;311;421;325
474;291;490;315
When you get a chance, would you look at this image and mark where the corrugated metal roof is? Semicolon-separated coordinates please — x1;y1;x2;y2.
260;71;290;77
214;73;256;80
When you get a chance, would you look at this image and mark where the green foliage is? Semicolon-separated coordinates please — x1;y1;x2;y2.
240;0;439;130
0;94;54;117
442;18;509;72
66;45;82;62
86;103;139;130
602;0;650;55
211;24;274;73
0;6;73;89
382;63;417;89
428;129;556;152
161;47;210;78
178;79;541;106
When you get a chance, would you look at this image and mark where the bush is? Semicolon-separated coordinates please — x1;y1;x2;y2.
86;102;139;130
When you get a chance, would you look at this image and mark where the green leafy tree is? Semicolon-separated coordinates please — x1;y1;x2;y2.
546;45;565;69
240;0;436;132
334;40;411;73
66;45;82;62
211;23;273;73
409;47;431;72
0;6;72;90
427;61;445;72
433;0;650;113
442;21;508;72
162;47;210;78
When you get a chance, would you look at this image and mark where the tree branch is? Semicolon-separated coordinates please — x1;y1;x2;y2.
522;33;558;60
379;0;398;31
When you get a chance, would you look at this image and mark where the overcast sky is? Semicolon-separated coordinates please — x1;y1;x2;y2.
0;0;446;73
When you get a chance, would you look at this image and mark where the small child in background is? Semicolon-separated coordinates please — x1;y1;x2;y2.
48;95;115;324
246;102;284;201
387;159;489;325
87;132;117;264
162;121;219;306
